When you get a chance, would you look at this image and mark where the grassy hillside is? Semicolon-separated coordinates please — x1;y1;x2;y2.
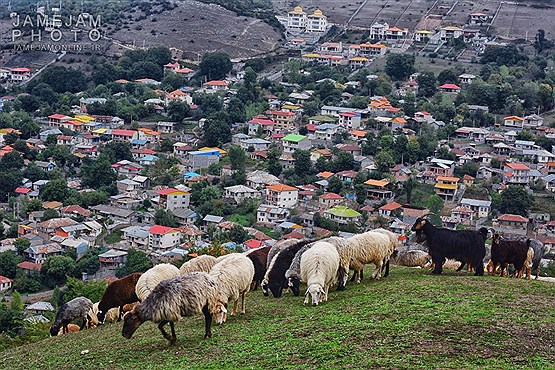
1;268;554;369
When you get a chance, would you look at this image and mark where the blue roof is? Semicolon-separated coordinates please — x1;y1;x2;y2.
141;155;159;162
131;139;147;144
184;172;201;178
189;150;220;156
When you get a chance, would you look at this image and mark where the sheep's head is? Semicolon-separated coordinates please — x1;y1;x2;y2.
212;301;228;325
121;310;143;339
305;284;324;306
288;277;301;297
411;217;427;232
261;279;269;297
49;323;60;337
96;310;106;324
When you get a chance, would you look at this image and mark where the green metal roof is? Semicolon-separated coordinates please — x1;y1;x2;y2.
326;206;361;218
283;134;307;142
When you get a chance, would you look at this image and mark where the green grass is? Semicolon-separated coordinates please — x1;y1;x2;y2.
1;268;554;369
104;229;123;245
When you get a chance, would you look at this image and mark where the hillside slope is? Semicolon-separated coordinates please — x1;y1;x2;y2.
1;268;554;369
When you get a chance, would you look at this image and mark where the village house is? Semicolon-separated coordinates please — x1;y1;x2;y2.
428;158;455;177
224;185;259;204
267;110;296;131
148;225;183;252
450;206;474;225
122;226;150;250
318;192;344;208
257;204;290;224
188;149;220;170
440;26;464;40
497;214;529;230
458;73;477;84
266;183;299;208
503;162;530;185
503;116;524;129
282;134;311;154
460;198;491;219
98;249;128;272
202;80;229;92
247;170;280;190
338;112;362;129
91;204;135;224
324;206;361;224
25;243;63;264
248;116;275;136
434;176;460;202
156;188;190;211
523;114;544;128
0;275;12;292
365;179;393;200
378;202;402;218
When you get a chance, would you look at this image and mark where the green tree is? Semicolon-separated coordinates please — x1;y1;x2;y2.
498;185;533;216
63;276;107;303
154;209;179;227
229;146;247;185
293;149;312;177
80;159;117;189
375;151;395;173
75;246;103;275
0;251;22;279
31;83;58;106
534;29;550;53
267;148;282;177
425;195;444;226
116;249;153;278
417;71;437;97
12;274;42;293
404;178;416;204
10;291;24;311
167;101;190;123
327;176;343;194
14;238;30;256
385;53;415;80
42;209;59;221
34;65;87;93
437;69;459;85
42;256;76;286
355;184;367;205
228;225;249;244
198;52;232;80
203;112;232;147
39;178;68;202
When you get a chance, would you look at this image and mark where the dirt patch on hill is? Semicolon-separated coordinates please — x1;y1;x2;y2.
110;0;282;59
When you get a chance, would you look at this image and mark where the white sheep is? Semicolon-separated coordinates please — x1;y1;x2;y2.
179;255;218;275
392;250;431;268
337;230;396;287
209;254;255;324
89;302;120;326
300;241;340;306
136;263;181;301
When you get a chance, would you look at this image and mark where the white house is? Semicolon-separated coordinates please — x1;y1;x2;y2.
257;204;290;224
266;183;299;208
460;198;491;219
224;185;259;204
148;225;183;252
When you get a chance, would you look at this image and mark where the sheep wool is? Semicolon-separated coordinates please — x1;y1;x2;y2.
392;250;431;268
285;242;316;296
300;241;340;306
180;255;218;275
50;297;93;336
122;272;218;344
136;264;180;302
209;254;255;324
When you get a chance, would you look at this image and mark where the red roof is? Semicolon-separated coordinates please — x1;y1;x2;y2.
15;187;31;194
48;114;69;119
505;163;530;171
379;202;402;211
319;192;344;200
11;67;30;72
498;214;528;223
244;239;264;249
204;80;228;86
283;231;305;240
60;205;92;216
439;83;461;90
17;262;42;271
0;275;12;284
249;117;275;125
112;129;136;137
149;225;179;234
268;110;295;117
156;188;187;195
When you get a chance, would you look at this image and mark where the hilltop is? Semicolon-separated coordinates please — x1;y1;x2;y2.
1;268;554;369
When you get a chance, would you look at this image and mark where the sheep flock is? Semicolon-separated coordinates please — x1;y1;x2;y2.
49;222;549;345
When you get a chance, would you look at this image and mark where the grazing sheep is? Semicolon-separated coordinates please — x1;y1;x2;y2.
215;253;242;263
334;231;396;290
411;217;486;276
373;228;400;278
179;255;218;275
263;239;316;298
122;272;217;344
97;272;142;323
266;240;296;269
89;302;120;327
209;254;255;324
136;264;181;302
300;241;340;306
529;239;549;279
244;246;271;290
285;242;316;296
392;250;431;268
50;297;93;336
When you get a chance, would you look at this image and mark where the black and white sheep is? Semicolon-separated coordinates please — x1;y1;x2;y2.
179;255;218;275
244;245;271;290
285;242;316;296
136;263;181;302
300;241;340;306
50;297;93;336
262;239;316;298
529;239;549;279
209;253;255;324
122;272;217;344
97;272;142;323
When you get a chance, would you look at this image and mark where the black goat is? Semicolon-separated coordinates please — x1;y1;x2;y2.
491;233;530;278
245;246;271;290
411;218;486;276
